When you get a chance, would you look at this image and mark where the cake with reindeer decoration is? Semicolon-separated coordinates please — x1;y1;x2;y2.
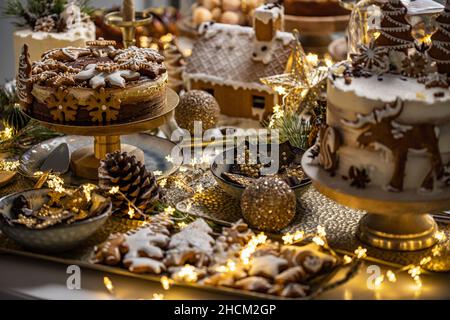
313;0;450;194
16;40;168;126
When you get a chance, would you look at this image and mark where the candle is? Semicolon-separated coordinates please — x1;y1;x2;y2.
122;0;135;22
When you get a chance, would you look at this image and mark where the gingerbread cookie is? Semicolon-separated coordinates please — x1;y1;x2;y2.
220;220;254;246
165;219;214;267
280;244;337;273
92;233;128;266
274;266;307;285
234;277;272;293
123;257;166;274
248;255;288;279
269;283;309;298
124;228;166;260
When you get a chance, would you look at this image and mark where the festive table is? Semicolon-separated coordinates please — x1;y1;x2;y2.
1;0;450;302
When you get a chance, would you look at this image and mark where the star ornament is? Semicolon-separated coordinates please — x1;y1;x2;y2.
262;68;328;115
261;30;328;114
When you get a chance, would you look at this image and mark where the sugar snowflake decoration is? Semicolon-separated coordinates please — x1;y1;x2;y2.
74;63;140;89
45;87;78;123
350;42;389;74
110;47;166;78
86;88;121;123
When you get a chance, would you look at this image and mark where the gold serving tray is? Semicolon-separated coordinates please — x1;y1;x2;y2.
0;217;359;300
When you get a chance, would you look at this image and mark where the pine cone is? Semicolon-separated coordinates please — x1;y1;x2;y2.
34;16;56;32
98;151;161;219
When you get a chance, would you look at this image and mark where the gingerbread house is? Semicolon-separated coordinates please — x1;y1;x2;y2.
183;4;296;121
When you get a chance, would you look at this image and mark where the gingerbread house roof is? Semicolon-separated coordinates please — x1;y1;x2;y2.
184;23;295;93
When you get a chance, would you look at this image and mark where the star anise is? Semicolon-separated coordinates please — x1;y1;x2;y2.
401;53;428;78
349;166;371;189
350;42;389;74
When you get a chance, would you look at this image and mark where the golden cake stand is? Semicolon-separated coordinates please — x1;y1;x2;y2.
302;151;450;252
31;89;179;180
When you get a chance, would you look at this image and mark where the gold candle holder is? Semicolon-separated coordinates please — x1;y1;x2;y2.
104;11;153;48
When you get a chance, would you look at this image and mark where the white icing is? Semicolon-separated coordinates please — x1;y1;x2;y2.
254;4;284;25
14;22;95;41
13;26;95;73
184;72;272;93
168;219;214;254
124;228;165;261
391;121;413;139
186;22;294;90
331;70;450;105
74;64;141;89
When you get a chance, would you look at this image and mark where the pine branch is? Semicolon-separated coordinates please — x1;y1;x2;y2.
0;120;62;155
1;0;94;28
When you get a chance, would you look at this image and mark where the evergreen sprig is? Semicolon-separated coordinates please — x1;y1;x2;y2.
265;111;312;150
0;120;62;155
2;0;92;28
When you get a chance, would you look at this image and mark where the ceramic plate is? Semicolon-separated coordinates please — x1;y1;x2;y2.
20;134;181;185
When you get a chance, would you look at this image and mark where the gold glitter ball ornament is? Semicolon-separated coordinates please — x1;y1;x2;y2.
175;90;220;134
241;178;296;233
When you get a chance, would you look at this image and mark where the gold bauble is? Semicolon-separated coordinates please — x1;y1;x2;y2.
175;90;220;134
241;178;296;233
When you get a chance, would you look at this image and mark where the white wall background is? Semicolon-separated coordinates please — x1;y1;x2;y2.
0;0;194;84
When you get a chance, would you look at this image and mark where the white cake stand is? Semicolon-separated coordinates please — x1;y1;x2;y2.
302;150;450;251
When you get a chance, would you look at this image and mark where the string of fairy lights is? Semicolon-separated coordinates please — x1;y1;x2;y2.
0;43;448;299
0;118;449;299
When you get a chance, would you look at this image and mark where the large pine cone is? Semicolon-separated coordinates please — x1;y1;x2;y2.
99;151;161;219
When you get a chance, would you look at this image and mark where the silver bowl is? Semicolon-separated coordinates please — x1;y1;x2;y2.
211;148;312;200
0;189;112;253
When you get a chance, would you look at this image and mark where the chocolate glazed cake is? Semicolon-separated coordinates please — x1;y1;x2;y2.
17;39;168;126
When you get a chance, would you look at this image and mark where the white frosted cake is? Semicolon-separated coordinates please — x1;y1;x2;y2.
8;1;95;73
325;67;450;193
312;0;450;195
14;25;95;70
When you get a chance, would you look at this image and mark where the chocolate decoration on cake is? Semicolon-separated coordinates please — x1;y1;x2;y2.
45;87;78;123
17;44;33;108
348;166;371;189
86;88;121;123
319;126;341;174
428;0;450;74
401;52;433;78
350;41;389;74
374;0;415;53
22;41;168;126
342;99;444;192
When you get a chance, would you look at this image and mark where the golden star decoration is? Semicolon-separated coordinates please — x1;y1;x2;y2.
260;30;328;115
